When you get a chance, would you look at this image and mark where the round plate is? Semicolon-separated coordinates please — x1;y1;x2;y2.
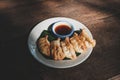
28;17;93;68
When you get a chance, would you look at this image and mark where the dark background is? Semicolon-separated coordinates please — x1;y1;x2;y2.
0;0;120;80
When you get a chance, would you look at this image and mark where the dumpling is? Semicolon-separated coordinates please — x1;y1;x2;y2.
37;35;50;56
70;33;84;53
79;29;96;47
50;38;65;60
61;37;77;59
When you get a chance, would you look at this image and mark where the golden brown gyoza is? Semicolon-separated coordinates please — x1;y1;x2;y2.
79;29;96;48
37;29;96;60
70;29;96;54
37;35;50;56
50;38;65;60
70;33;85;53
61;37;77;59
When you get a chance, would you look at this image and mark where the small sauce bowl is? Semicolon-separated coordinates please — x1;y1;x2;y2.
52;21;74;39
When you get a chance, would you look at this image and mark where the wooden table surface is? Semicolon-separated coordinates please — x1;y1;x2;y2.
1;0;120;80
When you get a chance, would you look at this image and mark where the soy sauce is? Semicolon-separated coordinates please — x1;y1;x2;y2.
55;25;72;35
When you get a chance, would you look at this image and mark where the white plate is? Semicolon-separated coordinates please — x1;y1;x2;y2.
28;17;93;68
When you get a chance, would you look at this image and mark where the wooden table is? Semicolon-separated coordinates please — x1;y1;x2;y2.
1;0;120;80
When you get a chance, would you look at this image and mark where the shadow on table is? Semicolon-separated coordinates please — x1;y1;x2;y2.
81;0;120;20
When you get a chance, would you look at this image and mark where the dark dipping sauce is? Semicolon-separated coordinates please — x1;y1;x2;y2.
55;25;72;35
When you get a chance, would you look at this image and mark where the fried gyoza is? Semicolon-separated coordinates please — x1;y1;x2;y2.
70;33;85;53
79;29;96;47
37;28;96;60
37;35;50;56
61;37;77;59
50;38;65;60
